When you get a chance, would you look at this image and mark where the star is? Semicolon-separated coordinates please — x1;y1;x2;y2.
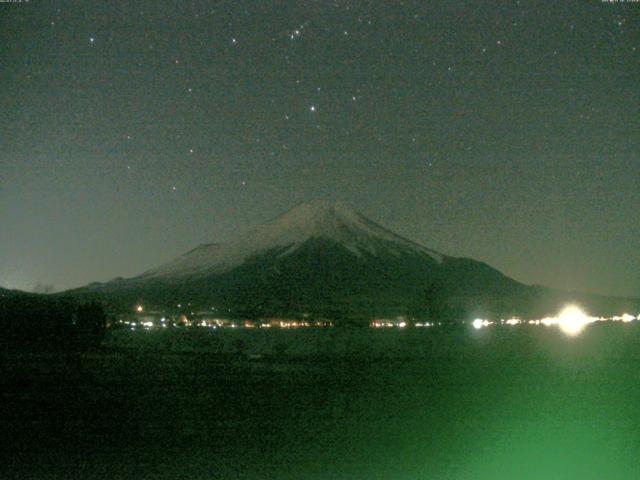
310;105;317;112
89;37;95;44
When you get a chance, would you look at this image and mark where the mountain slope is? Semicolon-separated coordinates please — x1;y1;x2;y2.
137;200;443;281
67;200;639;321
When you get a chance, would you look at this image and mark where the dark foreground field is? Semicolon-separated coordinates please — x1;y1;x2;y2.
2;324;640;479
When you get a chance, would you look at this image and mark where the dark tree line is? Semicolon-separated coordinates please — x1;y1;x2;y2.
0;295;106;352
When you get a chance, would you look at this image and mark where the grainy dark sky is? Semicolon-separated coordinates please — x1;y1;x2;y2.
1;0;638;297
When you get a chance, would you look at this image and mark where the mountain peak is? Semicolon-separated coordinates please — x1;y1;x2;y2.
262;199;366;237
137;200;443;280
282;199;358;217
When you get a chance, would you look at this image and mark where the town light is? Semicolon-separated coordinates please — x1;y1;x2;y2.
557;305;591;336
473;318;490;329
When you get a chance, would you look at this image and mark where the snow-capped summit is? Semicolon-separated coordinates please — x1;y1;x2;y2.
256;199;443;259
138;200;443;281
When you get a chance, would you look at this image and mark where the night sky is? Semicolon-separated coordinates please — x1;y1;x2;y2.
1;1;638;297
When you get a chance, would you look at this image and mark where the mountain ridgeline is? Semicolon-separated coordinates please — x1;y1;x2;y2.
67;201;639;322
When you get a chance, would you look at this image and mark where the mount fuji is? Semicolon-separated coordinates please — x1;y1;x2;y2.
139;200;444;281
67;200;638;321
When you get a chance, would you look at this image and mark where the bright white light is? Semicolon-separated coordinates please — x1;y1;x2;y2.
472;318;484;330
621;313;634;323
398;322;407;328
540;317;556;327
558;305;590;336
136;305;143;312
